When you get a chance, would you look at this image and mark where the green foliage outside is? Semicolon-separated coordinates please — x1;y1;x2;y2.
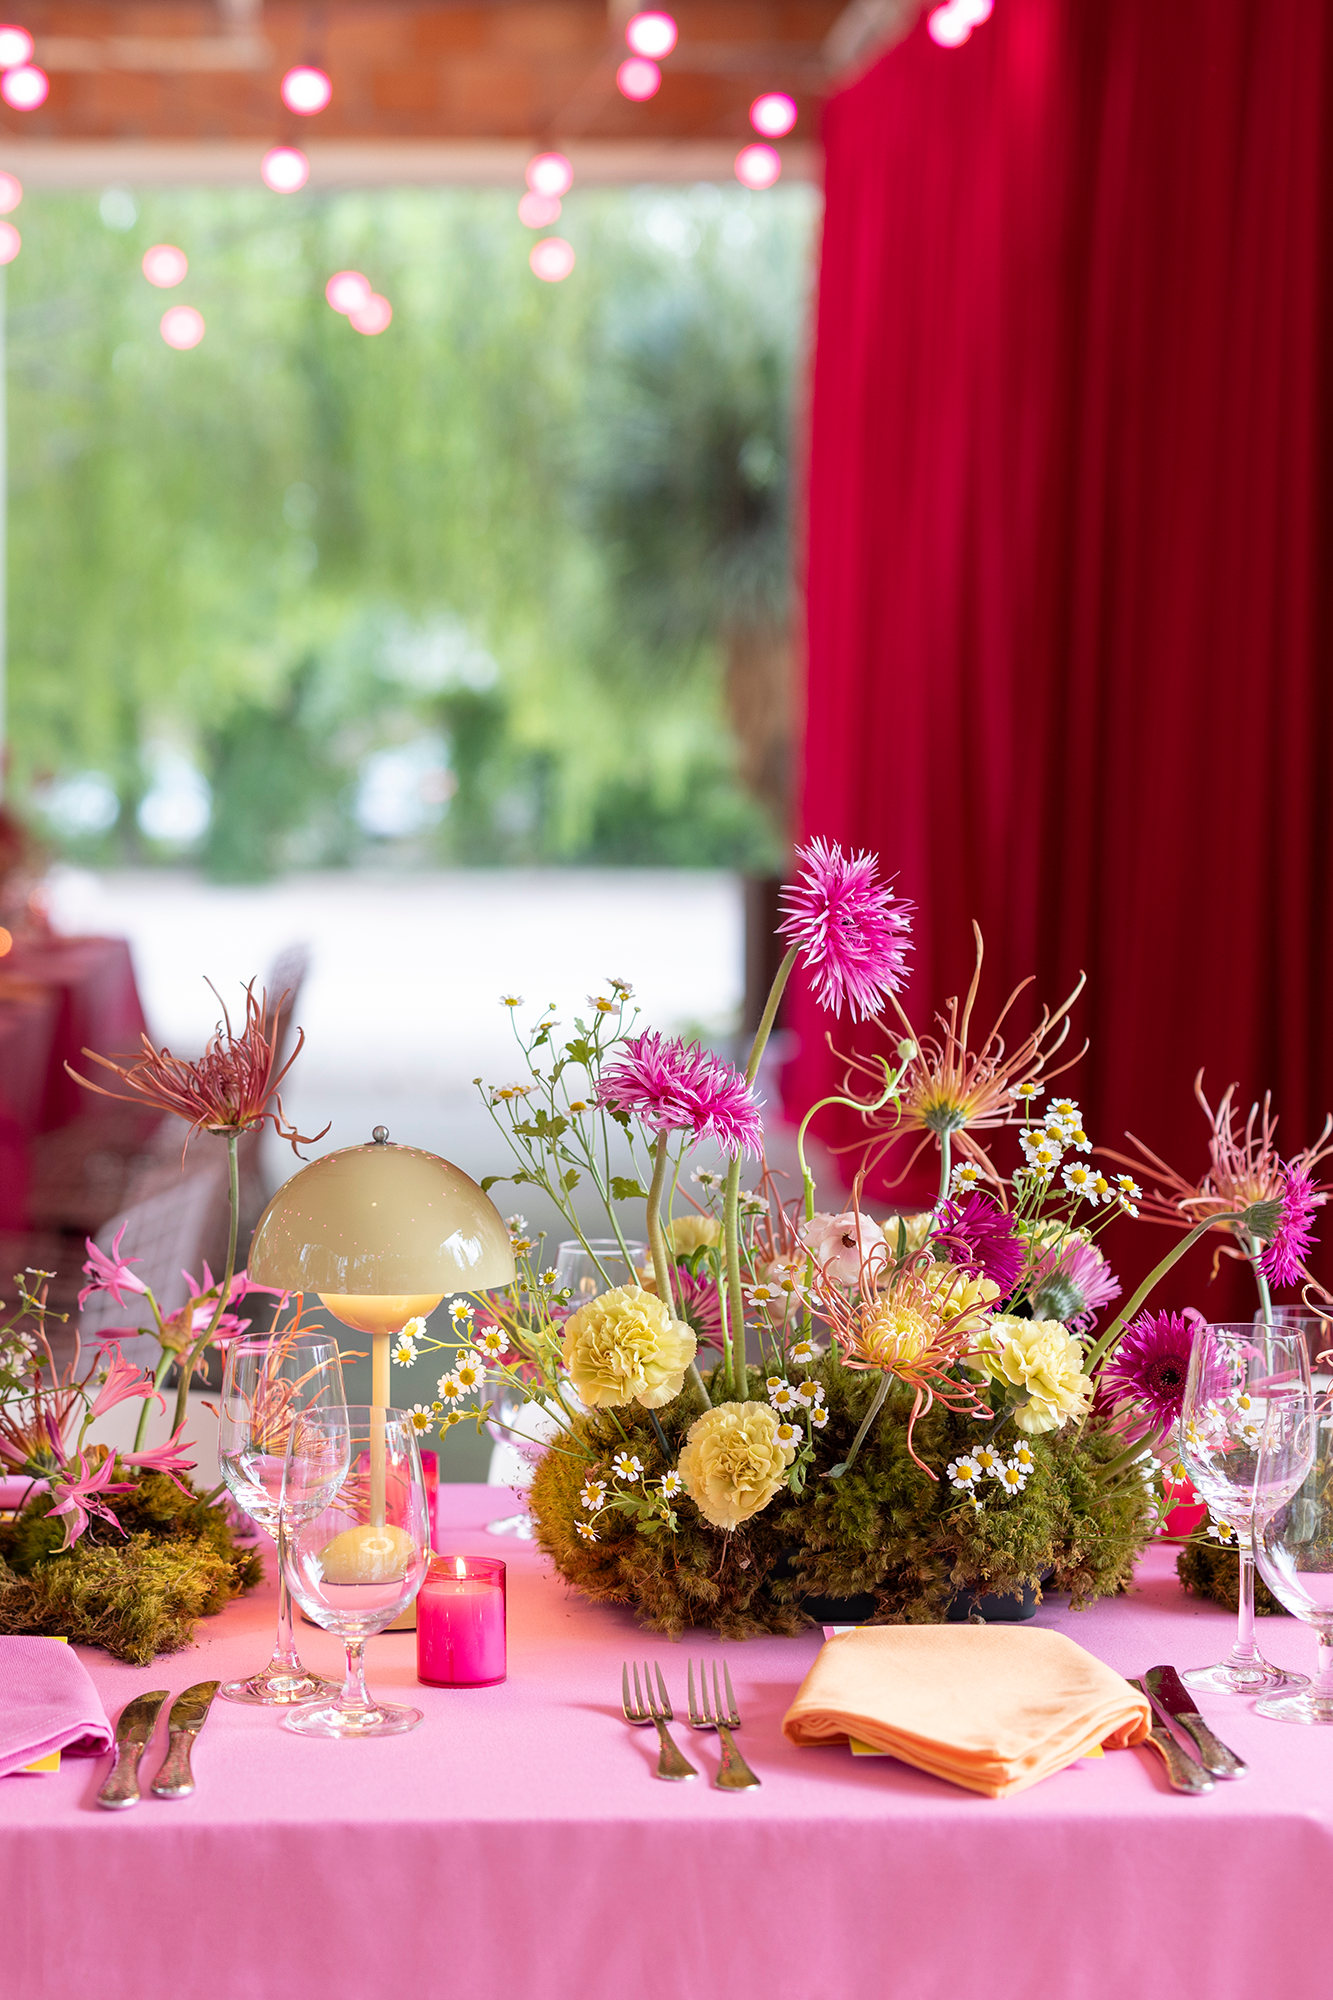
6;180;816;878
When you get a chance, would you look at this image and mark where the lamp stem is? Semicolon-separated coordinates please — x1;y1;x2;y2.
370;1331;390;1527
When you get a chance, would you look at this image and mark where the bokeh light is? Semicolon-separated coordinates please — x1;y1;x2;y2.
142;244;188;288
617;57;660;101
0;221;19;265
734;143;781;191
0;24;31;67
160;306;205;350
750;92;797;138
625;12;677;58
530;237;575;283
518;191;561;228
0;171;21;214
325;269;371;313
349;293;392;335
525;152;573;199
0;927;13;957
928;0;992;46
261;146;309;193
1;63;46;109
280;65;332;114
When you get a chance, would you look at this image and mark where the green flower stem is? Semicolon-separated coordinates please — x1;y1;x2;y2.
134;1315;175;1452
173;1131;241;1434
1248;1233;1275;1322
793;1058;905;1223
936;1130;952;1211
1083;1208;1252;1375
685;1361;710;1412
721;945;800;1400
646;1132;677;1320
828;1370;892;1478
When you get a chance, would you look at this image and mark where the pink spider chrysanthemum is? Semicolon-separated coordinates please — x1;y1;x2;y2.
778;836;913;1021
595;1032;763;1157
1259;1162;1321;1289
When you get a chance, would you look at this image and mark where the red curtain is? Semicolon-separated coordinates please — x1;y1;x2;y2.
788;0;1333;1306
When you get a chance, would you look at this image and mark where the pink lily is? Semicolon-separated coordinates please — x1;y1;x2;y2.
47;1450;133;1547
78;1222;151;1310
120;1424;198;1497
86;1350;164;1425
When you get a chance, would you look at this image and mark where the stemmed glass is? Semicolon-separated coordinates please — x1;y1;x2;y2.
1254;1395;1333;1722
1178;1321;1313;1694
554;1237;648;1302
217;1333;347;1705
280;1404;431;1738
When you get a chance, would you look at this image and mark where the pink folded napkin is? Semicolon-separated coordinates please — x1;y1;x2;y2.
0;1637;114;1777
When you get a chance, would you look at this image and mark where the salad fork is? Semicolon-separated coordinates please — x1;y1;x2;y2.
621;1660;698;1781
687;1658;761;1790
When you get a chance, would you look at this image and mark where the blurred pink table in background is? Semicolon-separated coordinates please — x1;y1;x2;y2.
2;1485;1329;2000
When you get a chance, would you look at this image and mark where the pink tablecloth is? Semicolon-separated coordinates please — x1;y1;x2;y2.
1;1487;1328;2000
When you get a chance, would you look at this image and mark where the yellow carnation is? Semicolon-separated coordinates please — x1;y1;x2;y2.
664;1215;722;1256
560;1284;696;1410
917;1262;1000;1322
967;1314;1093;1435
677;1400;791;1530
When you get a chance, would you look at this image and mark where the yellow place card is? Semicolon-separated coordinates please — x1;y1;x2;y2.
21;1637;68;1773
849;1737;891;1756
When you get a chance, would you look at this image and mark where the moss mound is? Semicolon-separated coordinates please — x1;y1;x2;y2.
1176;1538;1285;1616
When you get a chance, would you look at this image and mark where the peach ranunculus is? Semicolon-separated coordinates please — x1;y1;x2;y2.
677;1400;793;1530
798;1210;887;1288
560;1284;696;1410
966;1315;1094;1435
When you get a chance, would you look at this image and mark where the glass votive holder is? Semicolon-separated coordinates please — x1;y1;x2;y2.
416;1554;506;1687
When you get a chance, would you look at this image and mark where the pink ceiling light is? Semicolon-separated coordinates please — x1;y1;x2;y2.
750;92;797;138
0;171;21;214
349;293;392;334
1;62;45;108
325;269;371;313
0;24;32;66
625;12;676;58
142;244;188;288
261;146;309;192
735;143;781;191
927;0;993;47
526;152;573;199
0;221;19;265
160;306;205;350
518;191;560;228
281;65;332;115
530;237;575;283
617;57;660;100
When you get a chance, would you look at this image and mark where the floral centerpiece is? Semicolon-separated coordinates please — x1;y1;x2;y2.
397;840;1319;1636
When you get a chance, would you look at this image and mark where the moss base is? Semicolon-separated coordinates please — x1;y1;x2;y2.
1175;1539;1286;1616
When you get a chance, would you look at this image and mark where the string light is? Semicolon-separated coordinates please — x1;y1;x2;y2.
530;237;575;283
927;0;993;47
325;269;371;313
349;293;392;334
0;24;32;66
749;92;797;138
142;244;188;288
734;143;781;191
261;146;309;193
1;63;46;109
160;305;205;350
624;12;677;58
616;57;660;101
517;192;560;228
281;65;332;115
525;152;573;199
0;221;19;265
0;171;21;214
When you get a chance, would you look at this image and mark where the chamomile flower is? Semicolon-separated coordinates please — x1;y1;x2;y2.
612;1452;643;1483
1114;1174;1142;1217
768;1381;799;1414
476;1326;508;1360
969;1494;984;1512
1048;1098;1080;1126
693;1168;724;1193
775;1419;803;1452
1062;1162;1099;1201
972;1444;1004;1477
790;1338;819;1366
580;1481;607;1511
436;1370;465;1404
948;1454;982;1489
575;1520;599;1544
449;1300;475;1326
453;1352;485;1394
506;1215;531;1237
439;1410;464;1431
746;1282;779;1306
996;1462;1028;1494
540;1268;558;1287
392;1333;420;1366
501;995;524;1008
1068;1125;1092;1153
608;976;633;998
796;1378;825;1407
810;1405;829;1429
408;1403;435;1434
1010;1442;1037;1473
740;1192;768;1217
766;1375;784;1396
1013;1081;1043;1102
1207;1515;1237;1545
660;1470;683;1498
950;1160;986;1195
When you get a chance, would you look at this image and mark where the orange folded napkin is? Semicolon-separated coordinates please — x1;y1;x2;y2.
782;1625;1150;1797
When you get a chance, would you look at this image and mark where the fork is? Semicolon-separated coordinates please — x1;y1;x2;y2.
687;1658;761;1791
621;1661;698;1781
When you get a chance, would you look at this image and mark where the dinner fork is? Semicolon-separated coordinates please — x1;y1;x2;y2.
621;1661;698;1781
687;1658;761;1790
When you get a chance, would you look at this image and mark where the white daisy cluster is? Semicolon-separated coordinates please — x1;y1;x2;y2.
576;1458;683;1543
766;1373;828;1430
949;1159;987;1198
506;1214;536;1255
390;1314;428;1367
947;1439;1038;1508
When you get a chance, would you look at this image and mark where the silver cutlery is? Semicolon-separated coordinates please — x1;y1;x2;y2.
97;1689;169;1810
1127;1677;1213;1795
687;1658;761;1791
621;1660;698;1781
1144;1664;1248;1780
150;1681;220;1799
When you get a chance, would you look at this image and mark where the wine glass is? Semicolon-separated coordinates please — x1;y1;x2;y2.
1254;1398;1333;1722
1255;1306;1333;1396
217;1333;346;1705
554;1237;648;1301
1178;1321;1313;1694
280;1404;431;1738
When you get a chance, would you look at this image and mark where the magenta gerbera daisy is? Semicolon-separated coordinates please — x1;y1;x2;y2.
934;1194;1024;1296
1258;1160;1321;1288
1102;1312;1194;1434
595;1032;763;1157
778;836;912;1021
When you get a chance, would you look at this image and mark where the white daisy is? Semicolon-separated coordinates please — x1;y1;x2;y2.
449;1299;475;1326
391;1334;419;1366
1013;1081;1043;1102
1207;1515;1236;1545
1010;1443;1037;1472
810;1406;829;1429
790;1338;819;1366
575;1520;599;1544
769;1381;799;1414
796;1379;825;1407
972;1445;1003;1476
660;1471;683;1497
746;1282;779;1305
948;1455;981;1489
612;1452;643;1483
693;1169;724;1193
580;1481;607;1510
775;1420;803;1453
408;1403;434;1434
1062;1162;1098;1200
997;1463;1028;1494
477;1327;508;1359
436;1371;465;1404
950;1160;985;1194
453;1352;485;1393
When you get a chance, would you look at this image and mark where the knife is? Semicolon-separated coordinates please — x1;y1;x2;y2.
150;1681;221;1799
1144;1664;1249;1780
1126;1678;1214;1795
96;1690;169;1810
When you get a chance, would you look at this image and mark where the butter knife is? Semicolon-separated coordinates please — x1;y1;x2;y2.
1144;1664;1248;1780
150;1680;220;1798
1127;1679;1214;1795
97;1690;169;1810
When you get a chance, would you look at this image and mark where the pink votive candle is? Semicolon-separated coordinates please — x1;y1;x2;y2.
417;1555;507;1687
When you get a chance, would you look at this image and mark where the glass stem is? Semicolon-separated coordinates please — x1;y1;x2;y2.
1228;1547;1262;1667
342;1637;370;1711
1310;1631;1333;1707
271;1527;301;1671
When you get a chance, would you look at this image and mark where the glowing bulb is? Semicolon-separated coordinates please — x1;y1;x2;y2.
142;244;188;288
529;237;575;283
625;12;676;58
281;65;332;115
261;146;309;193
1;63;46;109
525;152;573;199
616;57;660;100
518;191;561;228
160;305;205;350
750;92;797;138
325;269;371;313
0;24;31;66
0;171;21;215
0;221;19;264
734;143;781;191
348;292;392;334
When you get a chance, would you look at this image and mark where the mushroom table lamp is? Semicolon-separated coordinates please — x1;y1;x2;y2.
248;1128;515;1529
